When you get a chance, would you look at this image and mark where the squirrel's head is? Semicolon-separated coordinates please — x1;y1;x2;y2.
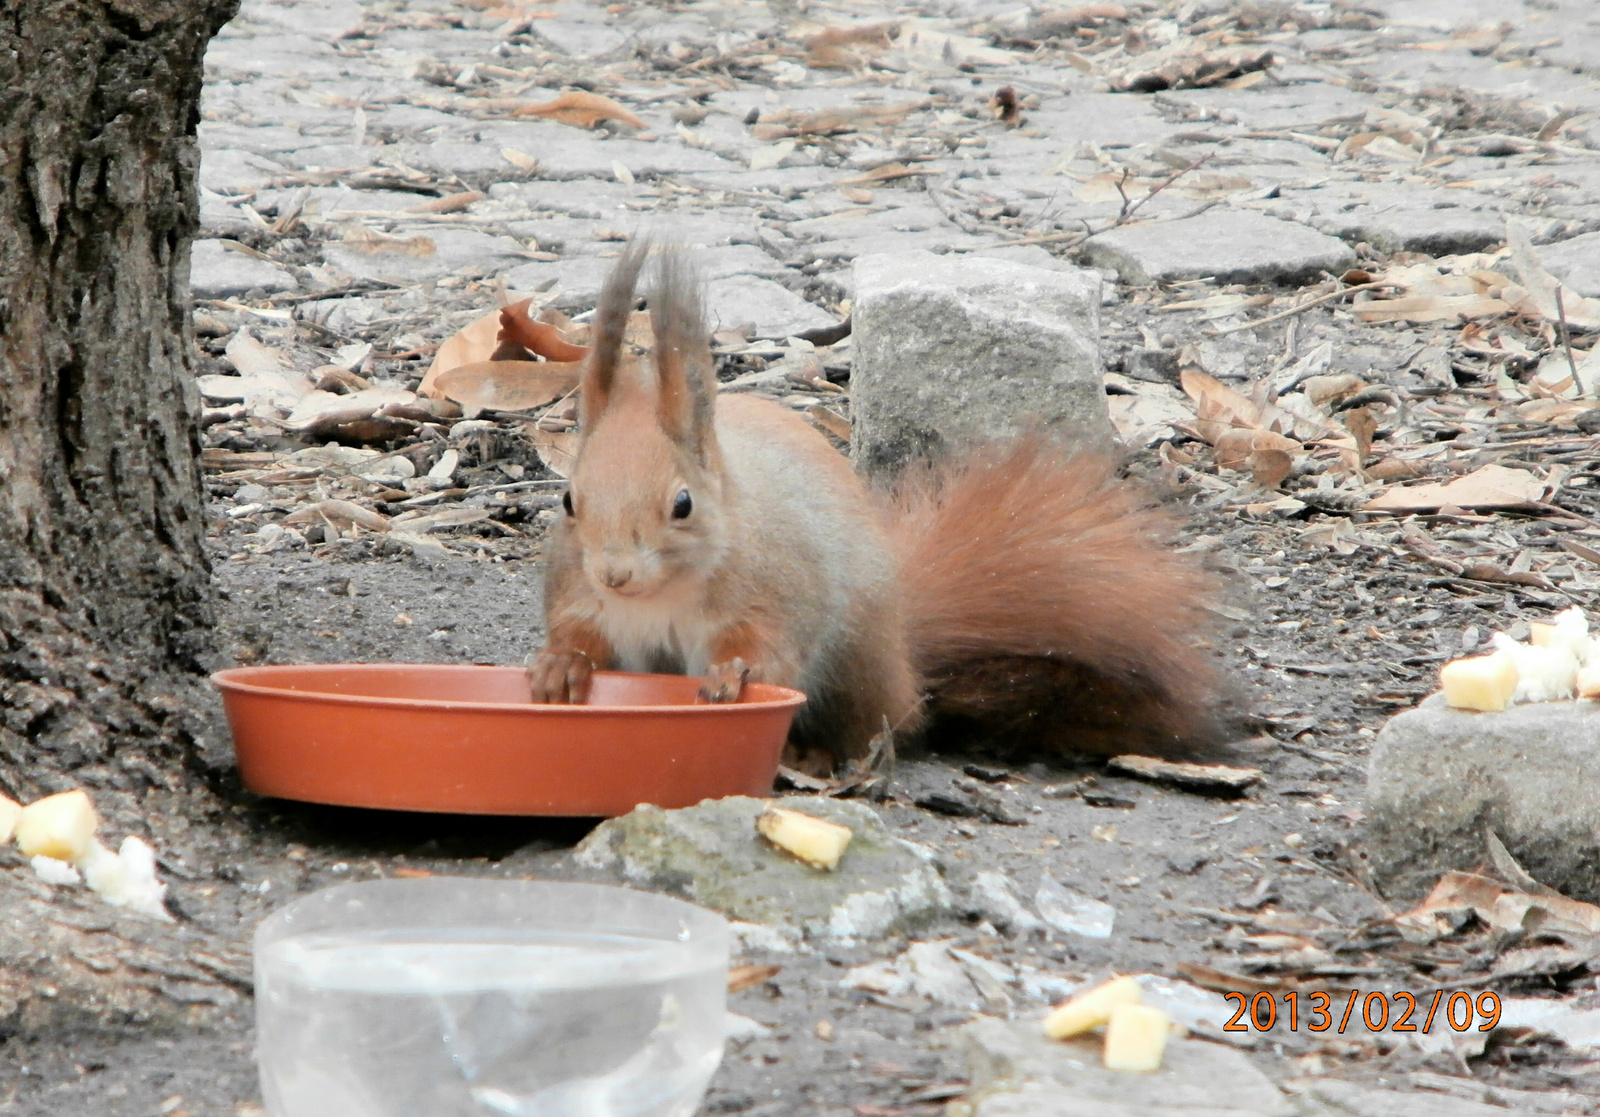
560;242;727;602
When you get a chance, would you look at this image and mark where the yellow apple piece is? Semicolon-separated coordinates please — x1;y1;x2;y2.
0;795;21;845
1042;975;1142;1039
15;789;99;863
1439;651;1519;712
1578;663;1600;699
756;807;852;870
1103;1004;1171;1072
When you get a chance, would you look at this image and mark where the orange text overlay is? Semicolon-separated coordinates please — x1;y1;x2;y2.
1222;990;1501;1034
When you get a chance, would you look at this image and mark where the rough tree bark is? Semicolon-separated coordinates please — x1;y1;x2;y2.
0;0;238;797
0;0;245;1035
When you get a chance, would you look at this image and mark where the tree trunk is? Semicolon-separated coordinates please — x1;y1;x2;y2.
0;0;237;799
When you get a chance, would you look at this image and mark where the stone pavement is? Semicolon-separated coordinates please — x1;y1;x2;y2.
194;0;1600;356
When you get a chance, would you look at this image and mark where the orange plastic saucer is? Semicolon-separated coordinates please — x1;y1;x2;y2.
212;664;805;817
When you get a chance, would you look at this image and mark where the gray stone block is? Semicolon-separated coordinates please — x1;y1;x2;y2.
1365;696;1600;903
849;251;1111;476
705;275;835;339
188;239;298;299
1086;210;1355;286
572;796;953;942
1314;205;1505;257
961;1017;1293;1117
1538;230;1600;298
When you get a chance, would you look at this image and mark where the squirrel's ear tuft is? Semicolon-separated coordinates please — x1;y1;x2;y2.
582;238;650;426
649;246;716;458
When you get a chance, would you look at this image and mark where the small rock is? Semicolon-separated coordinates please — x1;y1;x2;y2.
1086;211;1354;287
704;276;837;340
573;797;953;941
960;1016;1294;1117
189;239;298;299
1536;230;1600;299
850;252;1112;477
968;871;1043;934
1106;755;1263;797
1366;696;1600;903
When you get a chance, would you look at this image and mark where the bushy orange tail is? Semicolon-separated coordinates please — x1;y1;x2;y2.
888;438;1227;755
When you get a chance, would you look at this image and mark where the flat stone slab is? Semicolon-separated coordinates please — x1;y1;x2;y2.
1366;696;1600;903
1312;205;1505;257
705;275;836;339
850;251;1111;476
189;239;298;299
961;1017;1293;1117
572;796;953;942
1086;210;1355;286
1537;230;1600;298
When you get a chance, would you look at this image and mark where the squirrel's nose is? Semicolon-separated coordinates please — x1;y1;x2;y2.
599;565;633;589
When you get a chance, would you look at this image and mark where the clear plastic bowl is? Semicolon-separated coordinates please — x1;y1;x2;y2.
254;878;730;1117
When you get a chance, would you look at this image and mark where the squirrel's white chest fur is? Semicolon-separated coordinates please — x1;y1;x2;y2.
593;587;717;676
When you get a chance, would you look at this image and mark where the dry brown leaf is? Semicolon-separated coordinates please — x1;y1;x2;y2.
420;308;505;398
1344;407;1377;464
834;162;936;186
513;91;644;131
727;963;783;992
1398;871;1600;937
807;405;851;442
408;191;485;214
1180;368;1266;443
341;227;436;257
804;22;895;68
1353;292;1508;323
1213;428;1300;472
434;361;580;418
1365;463;1552;512
526;426;579;478
1300;374;1366;408
753;103;916;140
498;299;589;363
283;499;391;534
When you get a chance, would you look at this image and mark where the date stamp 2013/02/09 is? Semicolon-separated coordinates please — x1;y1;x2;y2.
1223;991;1501;1034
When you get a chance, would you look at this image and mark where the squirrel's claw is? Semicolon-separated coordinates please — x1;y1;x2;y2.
699;657;750;704
527;649;594;704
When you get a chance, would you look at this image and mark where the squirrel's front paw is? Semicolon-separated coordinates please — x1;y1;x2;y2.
527;650;594;704
699;658;750;704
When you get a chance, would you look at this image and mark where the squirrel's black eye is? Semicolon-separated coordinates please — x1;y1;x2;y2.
562;490;574;516
671;489;692;520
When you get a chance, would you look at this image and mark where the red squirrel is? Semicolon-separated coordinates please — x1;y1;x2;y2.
527;242;1225;763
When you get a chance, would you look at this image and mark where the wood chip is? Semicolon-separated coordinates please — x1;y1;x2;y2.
1107;755;1264;795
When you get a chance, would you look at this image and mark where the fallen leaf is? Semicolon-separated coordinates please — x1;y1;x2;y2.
1107;755;1262;795
1505;217;1600;331
408;191;485;214
1365;463;1552;512
807;405;851;442
727;963;782;992
526;426;579;478
804;22;896;68
835;161;938;187
501;148;540;172
390;506;491;533
283;499;391;534
341;227;436;257
513;91;644;130
434;361;580;418
284;387;417;430
1344;407;1378;464
1213;428;1300;472
498;300;589;363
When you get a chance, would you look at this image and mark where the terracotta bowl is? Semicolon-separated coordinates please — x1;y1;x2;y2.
211;664;805;817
